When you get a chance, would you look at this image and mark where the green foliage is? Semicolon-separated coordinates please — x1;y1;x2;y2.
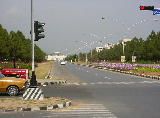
66;54;78;62
18;63;32;69
69;30;160;63
0;62;13;69
0;62;32;69
0;24;46;64
134;67;160;72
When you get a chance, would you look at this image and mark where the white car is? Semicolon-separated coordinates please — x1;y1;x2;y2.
60;61;65;65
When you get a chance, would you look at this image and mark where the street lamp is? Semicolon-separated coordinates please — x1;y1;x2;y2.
122;41;124;56
102;17;158;39
102;17;129;30
102;17;159;62
102;17;128;62
124;19;159;38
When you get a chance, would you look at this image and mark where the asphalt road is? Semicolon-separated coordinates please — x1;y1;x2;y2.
1;62;160;118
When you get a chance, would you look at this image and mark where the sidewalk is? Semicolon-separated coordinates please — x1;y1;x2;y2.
49;62;79;83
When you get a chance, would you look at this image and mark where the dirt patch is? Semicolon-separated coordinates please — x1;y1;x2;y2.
34;61;53;79
0;97;69;111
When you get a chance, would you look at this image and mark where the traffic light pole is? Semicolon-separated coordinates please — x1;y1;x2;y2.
30;0;37;87
23;0;44;100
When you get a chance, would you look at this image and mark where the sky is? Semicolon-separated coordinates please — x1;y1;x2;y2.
1;0;160;55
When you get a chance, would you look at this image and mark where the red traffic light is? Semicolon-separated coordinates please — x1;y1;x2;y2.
139;6;154;10
140;6;145;10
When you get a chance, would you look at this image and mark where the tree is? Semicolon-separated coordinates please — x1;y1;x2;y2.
66;30;160;63
0;24;46;63
0;24;10;61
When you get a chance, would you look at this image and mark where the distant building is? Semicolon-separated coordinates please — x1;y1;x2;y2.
46;52;67;61
119;39;131;45
95;47;104;52
104;43;115;50
95;39;131;51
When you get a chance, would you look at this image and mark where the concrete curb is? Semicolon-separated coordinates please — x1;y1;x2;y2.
88;65;160;80
0;100;71;112
38;80;67;86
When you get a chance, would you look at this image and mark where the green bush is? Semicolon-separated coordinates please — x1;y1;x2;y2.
134;67;160;72
0;62;32;70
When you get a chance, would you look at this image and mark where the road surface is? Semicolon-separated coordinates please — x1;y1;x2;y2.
1;62;160;118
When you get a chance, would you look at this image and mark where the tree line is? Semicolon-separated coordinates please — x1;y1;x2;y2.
66;30;160;63
0;24;46;63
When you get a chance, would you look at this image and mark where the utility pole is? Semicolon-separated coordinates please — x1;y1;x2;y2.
122;41;124;56
86;53;88;64
90;49;92;64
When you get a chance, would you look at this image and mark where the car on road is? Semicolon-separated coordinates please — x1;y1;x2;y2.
0;73;29;96
60;61;65;65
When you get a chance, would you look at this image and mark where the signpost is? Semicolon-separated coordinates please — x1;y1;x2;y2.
132;56;136;63
153;9;160;15
121;56;125;62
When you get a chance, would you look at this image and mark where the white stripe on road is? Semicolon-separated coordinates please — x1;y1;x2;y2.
42;104;117;118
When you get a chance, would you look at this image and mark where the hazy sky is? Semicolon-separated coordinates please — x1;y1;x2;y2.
1;0;160;54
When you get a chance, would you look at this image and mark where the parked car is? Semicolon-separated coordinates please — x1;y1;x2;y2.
0;73;29;96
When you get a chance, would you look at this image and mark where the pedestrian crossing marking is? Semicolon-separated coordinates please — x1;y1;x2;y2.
42;104;117;118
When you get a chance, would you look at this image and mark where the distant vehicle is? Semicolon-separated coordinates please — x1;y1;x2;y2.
0;73;29;96
60;61;65;65
1;69;29;79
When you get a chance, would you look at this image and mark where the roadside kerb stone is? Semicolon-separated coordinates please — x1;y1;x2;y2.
37;79;67;86
0;101;71;112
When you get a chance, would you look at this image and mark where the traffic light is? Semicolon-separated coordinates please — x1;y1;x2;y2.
34;21;45;41
139;6;154;10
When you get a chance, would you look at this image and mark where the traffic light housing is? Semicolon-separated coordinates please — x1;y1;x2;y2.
139;6;154;10
34;21;45;41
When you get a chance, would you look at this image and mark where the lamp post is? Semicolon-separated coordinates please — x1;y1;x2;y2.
90;49;92;63
102;17;127;62
124;19;158;38
102;17;159;62
102;17;158;39
122;41;124;56
83;33;100;52
85;53;88;64
102;17;129;32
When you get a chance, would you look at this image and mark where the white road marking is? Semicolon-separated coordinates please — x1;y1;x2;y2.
80;81;160;85
42;104;117;118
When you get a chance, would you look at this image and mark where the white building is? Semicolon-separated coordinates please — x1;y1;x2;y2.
104;43;115;49
95;47;104;52
46;52;67;61
95;39;131;51
119;39;132;45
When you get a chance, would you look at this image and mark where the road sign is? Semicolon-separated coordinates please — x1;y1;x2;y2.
132;56;136;62
121;56;125;62
153;9;160;15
